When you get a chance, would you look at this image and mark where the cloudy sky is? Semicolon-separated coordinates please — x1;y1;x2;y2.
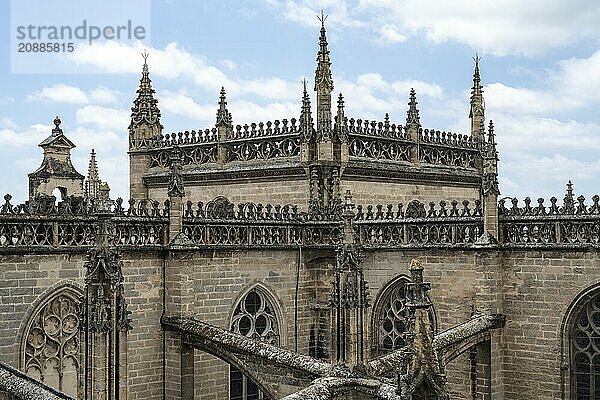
1;0;600;202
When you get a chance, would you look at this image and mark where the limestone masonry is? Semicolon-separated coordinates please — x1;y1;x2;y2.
0;19;598;400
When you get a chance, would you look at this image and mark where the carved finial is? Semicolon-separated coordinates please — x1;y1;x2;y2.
336;93;347;143
317;10;328;27
488;120;495;144
566;180;574;198
314;11;333;140
406;89;420;126
52;116;63;135
300;80;314;142
216;87;231;128
563;180;575;214
167;145;185;198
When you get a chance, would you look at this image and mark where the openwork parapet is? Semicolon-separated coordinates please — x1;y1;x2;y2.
355;200;483;247
499;195;600;246
0;194;168;249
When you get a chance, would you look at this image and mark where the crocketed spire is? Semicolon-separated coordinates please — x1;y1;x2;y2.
300;79;314;143
406;88;421;126
129;51;163;149
216;87;232;128
336;93;347;143
85;149;100;199
469;54;485;141
314;11;333;141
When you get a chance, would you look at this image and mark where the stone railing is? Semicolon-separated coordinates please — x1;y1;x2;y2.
4;192;600;250
0;195;168;250
347;118;407;139
182;197;340;247
228;119;302;140
499;195;600;247
419;129;479;169
347;117;413;163
148;119;303;167
355;200;483;247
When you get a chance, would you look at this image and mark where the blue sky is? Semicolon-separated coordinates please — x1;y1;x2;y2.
1;0;600;203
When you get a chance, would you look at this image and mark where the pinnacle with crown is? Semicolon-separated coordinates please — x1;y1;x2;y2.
129;50;163;150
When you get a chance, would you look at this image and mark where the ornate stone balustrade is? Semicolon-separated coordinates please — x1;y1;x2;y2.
4;192;600;250
347;117;406;139
229;119;301;140
420;129;478;149
0;195;168;250
499;196;600;246
149;142;218;168
355;200;483;247
160;129;218;146
419;129;479;169
225;134;300;162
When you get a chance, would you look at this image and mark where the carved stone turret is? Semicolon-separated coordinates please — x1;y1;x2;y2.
81;209;132;400
28;116;84;201
300;79;315;162
330;243;369;368
480;120;500;242
315;12;334;161
469;55;485;142
129;52;163;200
396;260;449;400
216;87;232;164
406;88;421;165
168;145;185;240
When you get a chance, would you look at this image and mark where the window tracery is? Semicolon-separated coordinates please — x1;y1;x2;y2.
22;289;81;397
230;288;279;400
373;277;435;356
571;292;600;398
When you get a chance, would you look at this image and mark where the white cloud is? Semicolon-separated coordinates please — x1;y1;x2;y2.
159;91;214;121
27;84;88;104
75;106;130;132
378;25;408;45
26;84;120;105
0;124;51;149
266;0;600;56
266;0;366;29
0;117;17;130
500;154;600;200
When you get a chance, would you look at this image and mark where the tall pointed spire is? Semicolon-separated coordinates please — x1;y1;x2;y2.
85;149;101;199
314;11;333;142
129;51;163;150
216;87;231;128
469;54;485;141
300;79;314;143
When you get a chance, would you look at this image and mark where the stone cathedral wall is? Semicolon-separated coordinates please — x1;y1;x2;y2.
2;246;599;399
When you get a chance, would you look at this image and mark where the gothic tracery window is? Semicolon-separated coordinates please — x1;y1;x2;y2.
22;288;81;397
571;292;600;398
229;288;279;400
376;280;409;354
374;277;435;356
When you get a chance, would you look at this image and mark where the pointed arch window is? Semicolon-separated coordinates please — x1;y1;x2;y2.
570;292;600;398
229;288;279;400
21;286;82;398
372;276;435;356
